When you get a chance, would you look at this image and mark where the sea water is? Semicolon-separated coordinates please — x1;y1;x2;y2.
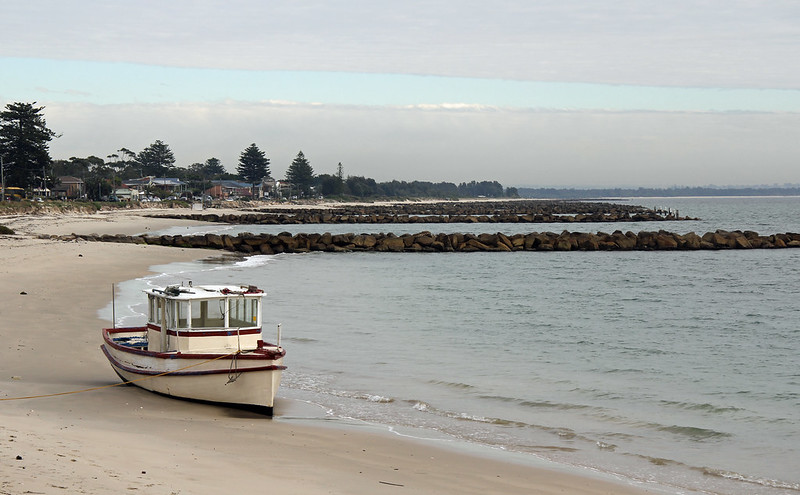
108;197;800;495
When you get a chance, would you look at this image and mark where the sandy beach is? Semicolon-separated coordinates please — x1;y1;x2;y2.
1;209;655;494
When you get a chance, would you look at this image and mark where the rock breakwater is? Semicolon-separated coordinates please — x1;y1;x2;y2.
149;210;686;225
45;230;800;253
147;200;694;225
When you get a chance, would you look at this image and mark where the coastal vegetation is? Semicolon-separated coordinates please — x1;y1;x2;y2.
2;101;796;203
0;101;517;201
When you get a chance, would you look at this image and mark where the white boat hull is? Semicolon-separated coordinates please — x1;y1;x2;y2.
102;327;285;414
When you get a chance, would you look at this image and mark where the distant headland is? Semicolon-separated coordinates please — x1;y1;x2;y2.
517;185;800;199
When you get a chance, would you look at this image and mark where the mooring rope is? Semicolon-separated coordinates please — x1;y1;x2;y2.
0;350;241;402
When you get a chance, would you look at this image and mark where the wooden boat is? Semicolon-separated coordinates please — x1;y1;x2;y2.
101;283;286;415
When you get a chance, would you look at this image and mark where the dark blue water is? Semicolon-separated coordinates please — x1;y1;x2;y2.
111;197;800;494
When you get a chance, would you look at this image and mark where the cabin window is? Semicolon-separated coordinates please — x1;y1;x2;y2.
149;296;163;325
192;299;225;328
229;297;259;328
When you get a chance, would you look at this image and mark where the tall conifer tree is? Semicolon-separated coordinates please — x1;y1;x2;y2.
237;143;270;197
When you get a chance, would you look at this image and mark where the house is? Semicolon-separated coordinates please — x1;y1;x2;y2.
262;178;283;198
114;186;140;201
265;180;293;199
207;180;254;199
123;176;187;194
150;177;187;192
53;176;85;199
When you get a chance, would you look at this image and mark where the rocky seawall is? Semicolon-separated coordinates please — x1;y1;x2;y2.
44;230;800;253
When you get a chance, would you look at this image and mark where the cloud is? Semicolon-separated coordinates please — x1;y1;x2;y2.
2;0;800;88
3;1;798;188
41;100;800;187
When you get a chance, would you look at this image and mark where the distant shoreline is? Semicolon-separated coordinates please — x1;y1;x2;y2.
518;186;800;199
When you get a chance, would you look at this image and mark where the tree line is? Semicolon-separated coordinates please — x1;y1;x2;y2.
1;101;517;200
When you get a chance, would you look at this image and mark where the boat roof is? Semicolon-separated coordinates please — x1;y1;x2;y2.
145;284;265;300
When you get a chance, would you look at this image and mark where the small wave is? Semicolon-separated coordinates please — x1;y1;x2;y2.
603;368;644;374
699;467;800;491
411;400;431;412
283;336;318;343
355;393;393;403
658;424;732;440
428;380;476;390
596;441;616;451
233;254;275;268
645;456;678;466
322;388;395;404
406;399;548;431
659;399;744;414
478;394;592;411
518;399;592;411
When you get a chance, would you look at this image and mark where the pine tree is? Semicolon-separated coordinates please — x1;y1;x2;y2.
285;151;315;197
0;102;58;190
137;140;175;177
237;143;270;197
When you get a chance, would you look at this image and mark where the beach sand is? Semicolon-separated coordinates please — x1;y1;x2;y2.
1;209;656;494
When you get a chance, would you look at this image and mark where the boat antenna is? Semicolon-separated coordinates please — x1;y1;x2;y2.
112;283;116;329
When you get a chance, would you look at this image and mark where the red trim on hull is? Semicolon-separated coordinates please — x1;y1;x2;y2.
145;322;262;338
101;345;286;377
102;328;285;360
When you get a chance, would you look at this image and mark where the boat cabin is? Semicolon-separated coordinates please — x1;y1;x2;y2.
145;284;265;353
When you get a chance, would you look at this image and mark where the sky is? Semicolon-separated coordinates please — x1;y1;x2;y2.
1;0;799;188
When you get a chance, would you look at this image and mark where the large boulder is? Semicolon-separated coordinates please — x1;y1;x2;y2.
352;234;377;248
205;233;224;249
379;236;406;252
655;233;678;249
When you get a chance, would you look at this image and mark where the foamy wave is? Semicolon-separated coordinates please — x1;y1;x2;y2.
357;394;394;403
412;401;431;412
596;441;617;451
701;468;800;491
233;254;275;268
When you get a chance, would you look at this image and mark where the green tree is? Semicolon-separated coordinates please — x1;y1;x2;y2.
316;162;346;196
317;174;342;196
285;150;315;197
0;102;58;190
197;157;226;178
345;176;378;198
137;140;175;177
116;147;141;178
237;144;270;197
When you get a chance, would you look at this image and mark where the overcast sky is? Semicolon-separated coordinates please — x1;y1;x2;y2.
2;0;799;187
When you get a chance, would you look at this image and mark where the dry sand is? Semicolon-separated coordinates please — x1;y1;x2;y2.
1;209;657;494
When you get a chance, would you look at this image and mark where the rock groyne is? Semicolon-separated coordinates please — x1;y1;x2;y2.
148;210;689;225
147;199;695;225
46;230;800;253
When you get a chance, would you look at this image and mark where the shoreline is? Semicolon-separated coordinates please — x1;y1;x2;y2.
1;209;656;494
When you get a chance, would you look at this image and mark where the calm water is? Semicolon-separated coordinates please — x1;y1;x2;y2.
111;197;800;495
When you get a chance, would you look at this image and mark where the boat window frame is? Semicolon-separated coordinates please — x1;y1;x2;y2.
229;296;260;329
147;291;263;331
